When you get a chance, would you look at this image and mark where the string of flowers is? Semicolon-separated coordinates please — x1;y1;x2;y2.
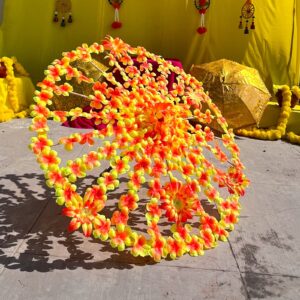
285;86;300;145
236;85;300;142
29;36;249;261
0;56;30;122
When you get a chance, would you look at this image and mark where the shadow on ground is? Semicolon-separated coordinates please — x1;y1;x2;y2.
0;173;156;273
0;172;222;273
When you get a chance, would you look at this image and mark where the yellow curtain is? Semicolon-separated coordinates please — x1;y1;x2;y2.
185;0;299;90
0;0;299;89
0;77;35;122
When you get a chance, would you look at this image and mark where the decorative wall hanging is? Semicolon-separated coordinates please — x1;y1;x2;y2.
194;0;210;34
108;0;123;29
53;0;73;27
238;0;255;34
29;36;249;262
0;0;5;25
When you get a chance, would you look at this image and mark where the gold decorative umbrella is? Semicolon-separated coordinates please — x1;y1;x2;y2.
51;52;110;112
190;59;271;130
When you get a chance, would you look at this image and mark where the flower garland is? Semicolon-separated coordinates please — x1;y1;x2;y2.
285;86;300;145
0;57;18;122
236;85;300;144
0;57;30;122
108;0;123;29
29;36;249;261
194;0;210;34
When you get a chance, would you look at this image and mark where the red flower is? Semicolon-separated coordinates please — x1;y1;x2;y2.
111;208;129;228
119;191;138;211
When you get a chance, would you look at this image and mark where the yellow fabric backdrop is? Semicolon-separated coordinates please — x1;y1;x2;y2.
0;0;299;89
0;77;35;121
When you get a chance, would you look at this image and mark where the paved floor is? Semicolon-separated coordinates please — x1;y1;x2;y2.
0;119;299;300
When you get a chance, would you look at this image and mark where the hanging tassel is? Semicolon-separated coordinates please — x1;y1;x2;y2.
112;3;122;29
250;16;255;29
197;8;207;34
239;0;255;34
244;20;249;34
195;0;210;35
61;17;66;27
53;11;59;22
54;0;73;27
238;16;243;29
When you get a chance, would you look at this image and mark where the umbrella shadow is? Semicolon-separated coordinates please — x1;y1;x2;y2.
0;173;221;273
0;173;155;273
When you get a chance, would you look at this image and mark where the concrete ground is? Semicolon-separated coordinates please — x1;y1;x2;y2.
0;118;299;300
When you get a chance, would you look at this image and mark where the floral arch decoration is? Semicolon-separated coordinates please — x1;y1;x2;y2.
29;36;249;261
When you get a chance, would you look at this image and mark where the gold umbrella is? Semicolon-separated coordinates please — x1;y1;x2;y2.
190;59;271;130
51;52;110;112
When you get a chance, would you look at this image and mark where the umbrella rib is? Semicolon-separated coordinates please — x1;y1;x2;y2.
69;91;90;100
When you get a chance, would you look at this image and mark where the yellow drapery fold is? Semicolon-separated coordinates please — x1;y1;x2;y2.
0;77;35;122
0;0;298;89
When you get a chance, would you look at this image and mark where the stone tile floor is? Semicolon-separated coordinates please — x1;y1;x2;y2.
0;119;299;299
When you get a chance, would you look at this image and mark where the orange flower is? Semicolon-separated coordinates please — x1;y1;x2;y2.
46;166;66;188
186;235;204;256
200;229;216;249
134;156;151;173
93;215;111;241
161;180;199;223
63;188;105;237
109;226;132;251
111;208;129;230
59;134;81;151
54;83;73;96
119;191;139;211
146;198;162;221
131;234;149;257
98;170;119;190
90;91;105;109
45;65;62;81
149;234;167;262
102;36;130;58
110;156;130;174
38;148;60;169
83;151;101;170
80;132;95;146
148;179;163;198
30;116;49;133
30;135;52;155
167;237;186;259
128;171;145;190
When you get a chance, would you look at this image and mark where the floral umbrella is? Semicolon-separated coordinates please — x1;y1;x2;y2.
190;59;271;131
29;37;249;261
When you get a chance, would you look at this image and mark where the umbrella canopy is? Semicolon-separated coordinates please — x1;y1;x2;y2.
190;59;271;130
29;37;249;261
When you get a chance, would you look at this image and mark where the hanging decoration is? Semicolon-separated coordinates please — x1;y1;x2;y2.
238;0;255;34
53;0;73;27
108;0;123;29
194;0;210;35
